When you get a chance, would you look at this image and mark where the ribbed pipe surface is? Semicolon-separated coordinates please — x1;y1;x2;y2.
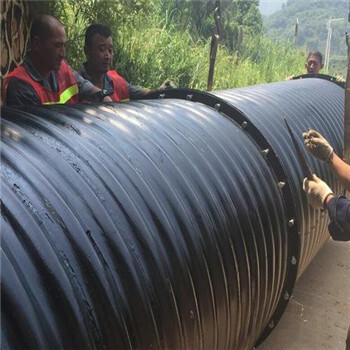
0;77;344;350
214;78;343;277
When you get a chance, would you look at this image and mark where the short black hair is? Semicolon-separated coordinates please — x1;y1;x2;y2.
30;14;62;41
307;51;323;63
85;24;112;47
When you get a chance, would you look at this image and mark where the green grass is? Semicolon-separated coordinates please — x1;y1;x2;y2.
112;12;307;90
60;5;310;91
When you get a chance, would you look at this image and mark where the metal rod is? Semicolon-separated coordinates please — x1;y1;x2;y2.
284;118;313;180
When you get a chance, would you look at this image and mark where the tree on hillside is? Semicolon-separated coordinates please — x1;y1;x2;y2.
263;0;349;75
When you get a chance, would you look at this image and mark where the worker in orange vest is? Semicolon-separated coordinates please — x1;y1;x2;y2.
80;23;175;102
2;14;111;106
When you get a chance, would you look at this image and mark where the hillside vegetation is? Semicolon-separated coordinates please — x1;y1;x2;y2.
43;0;312;89
264;0;349;76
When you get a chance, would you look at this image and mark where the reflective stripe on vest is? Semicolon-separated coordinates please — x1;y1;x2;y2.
43;83;79;105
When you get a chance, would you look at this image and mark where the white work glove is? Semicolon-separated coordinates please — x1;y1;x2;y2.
159;80;176;90
303;174;333;209
302;129;333;162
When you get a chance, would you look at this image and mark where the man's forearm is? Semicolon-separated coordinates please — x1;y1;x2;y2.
329;153;350;191
84;87;113;102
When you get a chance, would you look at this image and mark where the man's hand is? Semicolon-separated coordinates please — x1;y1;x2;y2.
302;129;333;162
303;174;333;209
159;80;176;90
88;89;113;103
103;96;113;102
335;75;345;83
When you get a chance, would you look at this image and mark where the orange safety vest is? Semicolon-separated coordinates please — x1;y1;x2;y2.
2;60;79;106
107;70;129;102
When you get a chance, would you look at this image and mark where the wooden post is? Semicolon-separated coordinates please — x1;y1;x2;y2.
294;18;298;45
207;1;222;92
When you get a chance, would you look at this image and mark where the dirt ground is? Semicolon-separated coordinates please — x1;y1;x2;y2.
258;239;350;350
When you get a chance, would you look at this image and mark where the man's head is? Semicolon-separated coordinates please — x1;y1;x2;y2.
84;24;113;75
305;51;324;74
30;14;66;72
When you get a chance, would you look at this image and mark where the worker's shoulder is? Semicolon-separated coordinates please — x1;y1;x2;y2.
6;75;33;90
4;64;27;79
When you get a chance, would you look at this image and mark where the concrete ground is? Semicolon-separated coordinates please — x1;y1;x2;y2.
258;239;350;350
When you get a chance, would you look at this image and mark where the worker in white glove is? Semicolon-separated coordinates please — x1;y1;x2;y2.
301;129;350;241
303;129;333;161
303;129;350;348
303;173;349;240
303;130;350;241
302;129;350;189
303;174;333;209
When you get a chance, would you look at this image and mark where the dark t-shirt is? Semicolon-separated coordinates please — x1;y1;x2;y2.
327;195;350;241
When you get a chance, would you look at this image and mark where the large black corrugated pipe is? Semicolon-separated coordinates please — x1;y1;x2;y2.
1;77;344;350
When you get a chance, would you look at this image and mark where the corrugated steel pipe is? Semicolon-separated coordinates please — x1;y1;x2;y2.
1;77;344;350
